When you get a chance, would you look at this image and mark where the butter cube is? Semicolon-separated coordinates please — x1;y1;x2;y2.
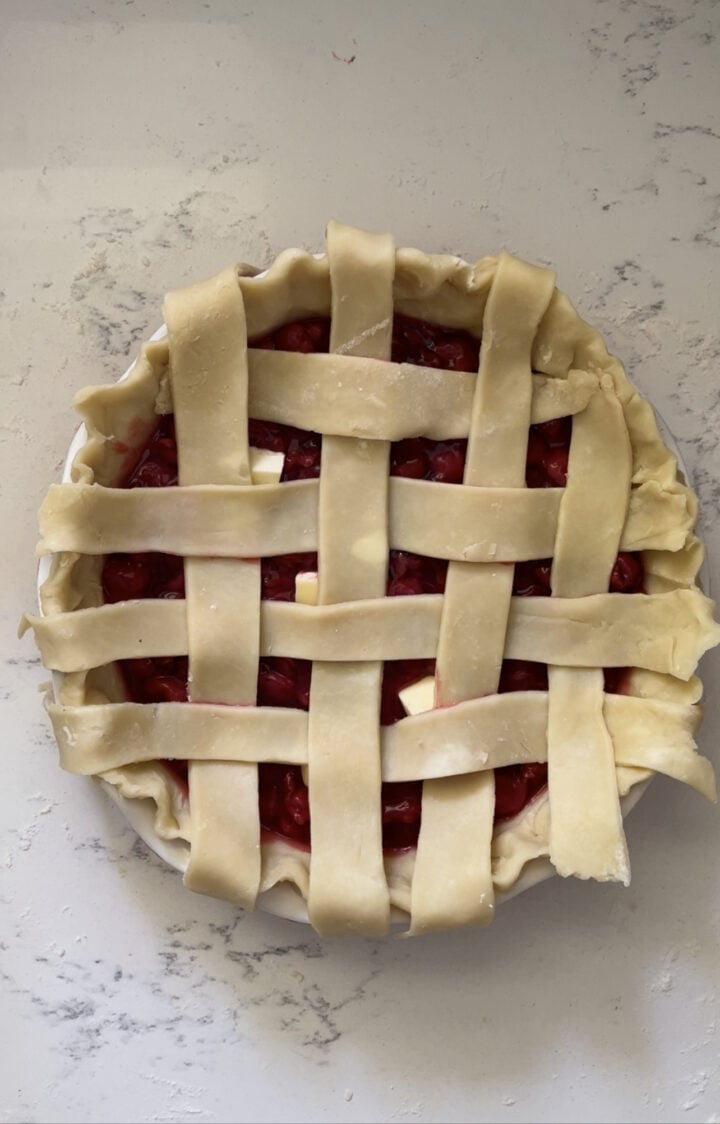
398;675;436;717
295;571;319;606
249;446;284;485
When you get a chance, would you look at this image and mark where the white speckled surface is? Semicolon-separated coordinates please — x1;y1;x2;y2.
3;2;720;1122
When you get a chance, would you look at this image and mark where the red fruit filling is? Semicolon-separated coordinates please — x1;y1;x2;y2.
102;313;645;852
118;413;179;489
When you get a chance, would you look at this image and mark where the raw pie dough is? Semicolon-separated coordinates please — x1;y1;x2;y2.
24;221;720;937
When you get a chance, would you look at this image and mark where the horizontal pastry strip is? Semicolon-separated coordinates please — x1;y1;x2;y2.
38;480;319;558
48;693;715;801
246;351;598;438
38;476;693;559
71;349;593;476
25;588;717;680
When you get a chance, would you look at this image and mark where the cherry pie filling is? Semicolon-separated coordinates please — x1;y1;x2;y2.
102;314;645;853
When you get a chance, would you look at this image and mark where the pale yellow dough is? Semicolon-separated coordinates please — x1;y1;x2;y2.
24;221;720;937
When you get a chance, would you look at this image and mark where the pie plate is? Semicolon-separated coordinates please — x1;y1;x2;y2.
37;320;708;929
27;223;719;939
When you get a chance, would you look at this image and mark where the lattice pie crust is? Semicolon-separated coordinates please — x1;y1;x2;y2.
24;222;720;936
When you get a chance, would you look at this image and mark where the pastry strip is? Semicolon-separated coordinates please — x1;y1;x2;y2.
247;350;599;438
409;773;496;936
165;268;262;908
307;221;394;936
51;692;715;803
548;379;632;882
39;476;692;559
390;481;562;561
25;587;718;679
37;481;319;557
412;253;556;933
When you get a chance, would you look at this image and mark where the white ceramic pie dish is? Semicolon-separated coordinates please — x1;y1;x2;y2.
38;321;707;928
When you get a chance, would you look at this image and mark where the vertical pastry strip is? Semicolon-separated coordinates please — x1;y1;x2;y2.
307;222;394;936
412;255;556;933
165;268;262;908
548;379;633;881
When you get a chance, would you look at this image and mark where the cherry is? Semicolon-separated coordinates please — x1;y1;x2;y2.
525;418;572;488
512;559;552;598
258;658;311;711
498;660;548;693
119;656;188;704
525;429;547;470
495;762;548;822
387;575;425;597
102;552;185;603
390;437;469;483
258;765;424;852
120;414;178;489
389;551;422;579
390;438;429;479
380;782;423;851
610;552;644;594
604;667;629;695
102;554;152;601
251;316;331;355
121;657;159;682
130;460;177;488
275;323;317;353
543;447;569;487
257;666;296;709
282;429;322;480
536;416;572;447
283;775;310;829
430;442;466;483
391;314;479;373
248;418;285;453
295;666;312;710
144;676;190;703
259;765;311;847
525;464;547;489
387;550;448;597
153;435;179;469
304;319;330;348
261;552;318;601
433;339;478;371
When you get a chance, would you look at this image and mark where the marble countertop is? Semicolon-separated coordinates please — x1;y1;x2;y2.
3;2;720;1122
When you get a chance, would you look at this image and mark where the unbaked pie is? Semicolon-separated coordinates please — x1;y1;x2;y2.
24;221;720;936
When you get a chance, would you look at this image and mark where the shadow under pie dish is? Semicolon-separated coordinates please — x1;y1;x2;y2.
23;221;720;937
